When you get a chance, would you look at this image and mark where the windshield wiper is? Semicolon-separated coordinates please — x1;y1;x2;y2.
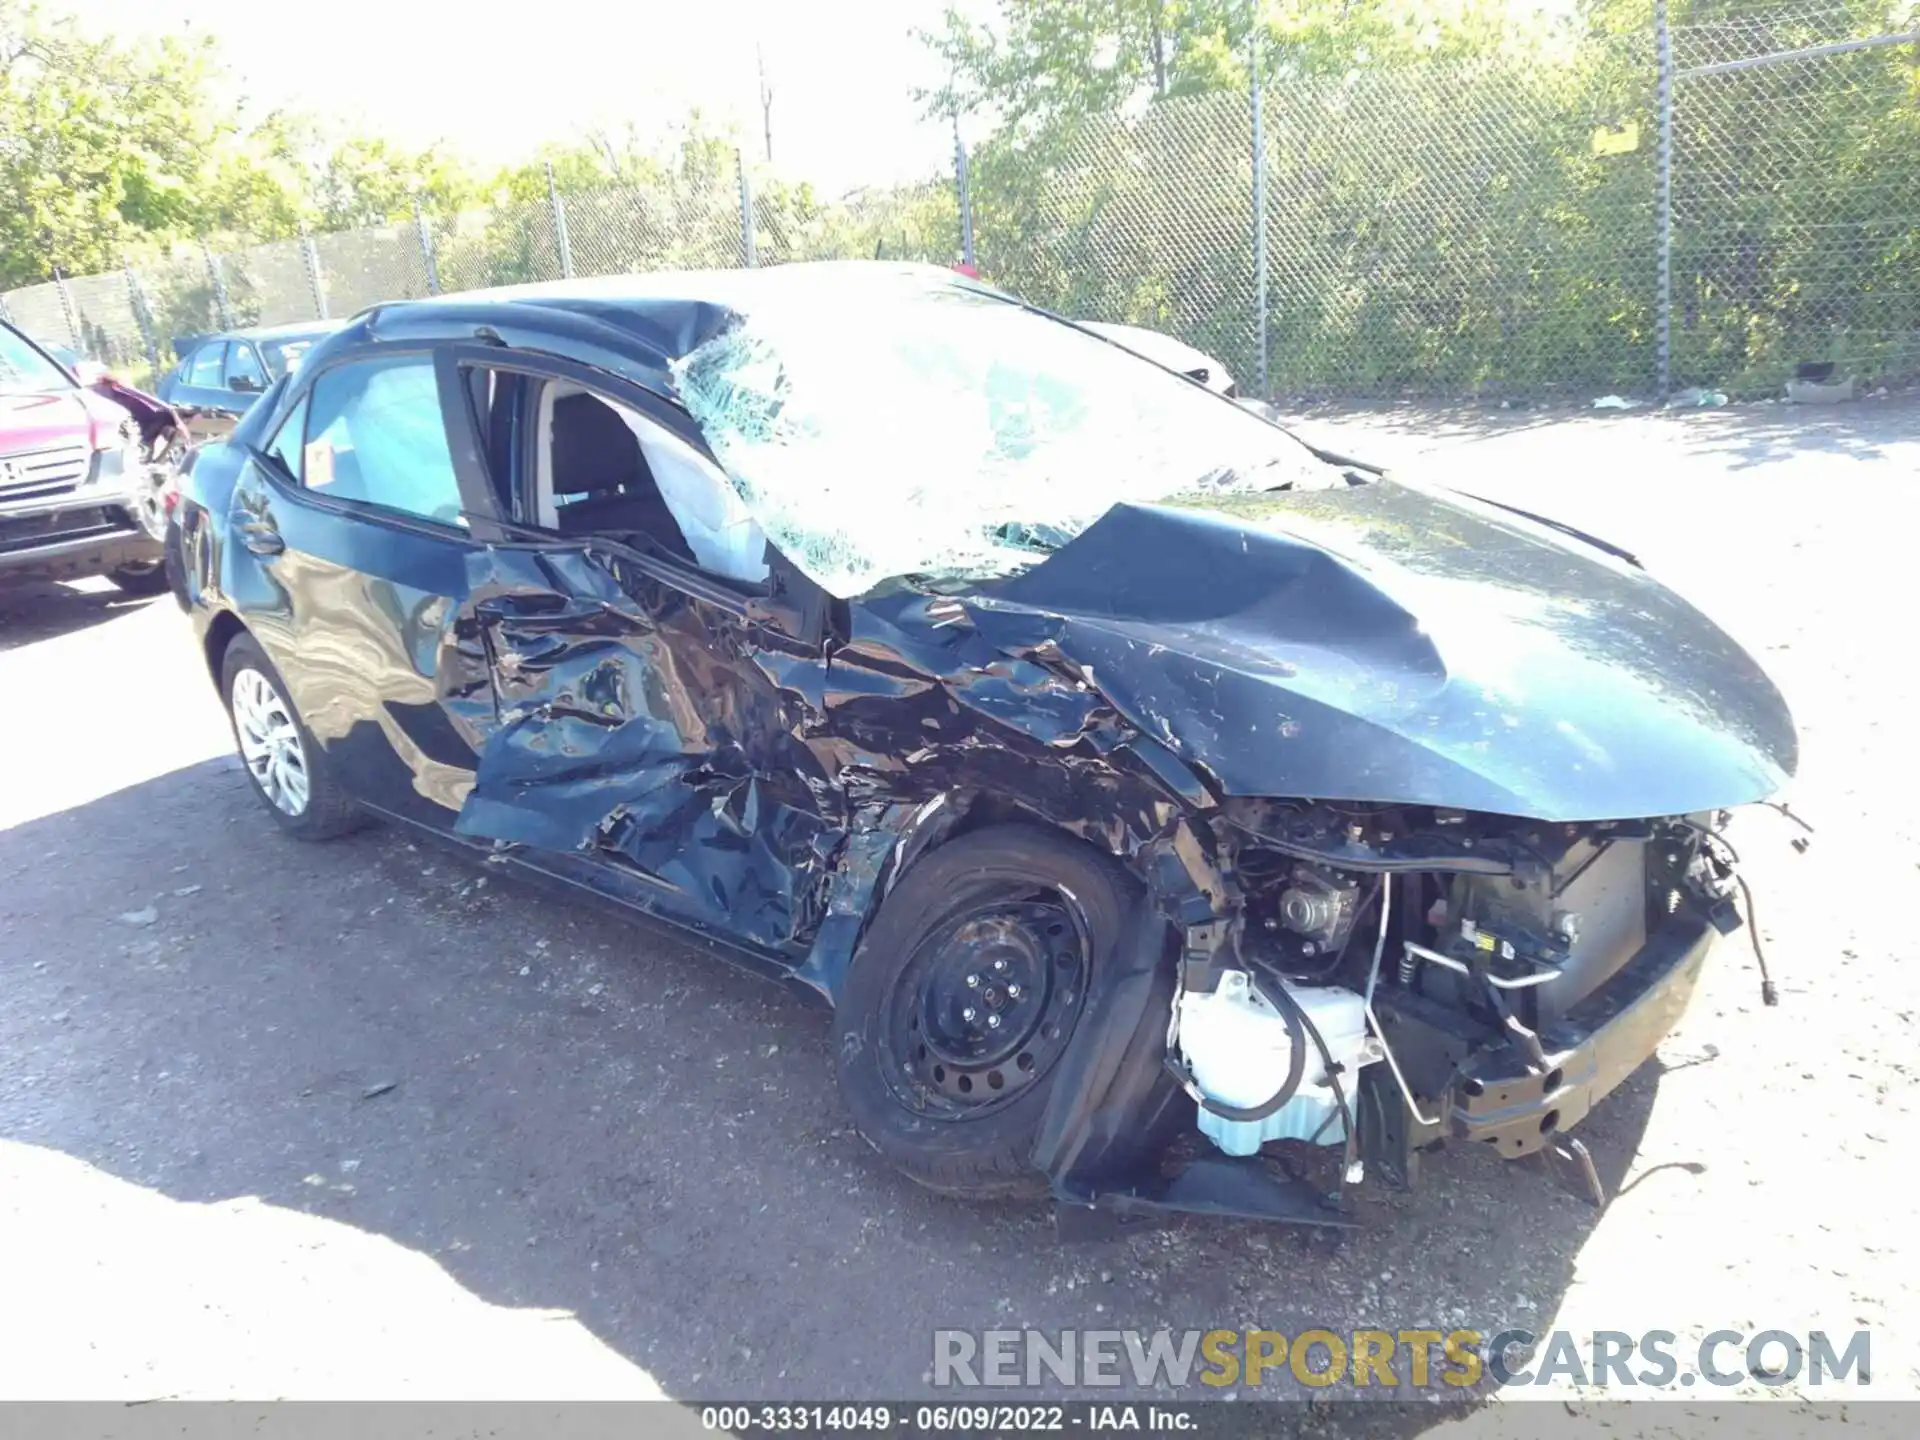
1455;494;1643;569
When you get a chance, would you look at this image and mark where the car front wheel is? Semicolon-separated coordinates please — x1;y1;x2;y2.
832;824;1136;1200
107;560;170;596
220;634;364;840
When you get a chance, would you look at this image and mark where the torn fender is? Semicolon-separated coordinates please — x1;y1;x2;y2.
451;542;1223;998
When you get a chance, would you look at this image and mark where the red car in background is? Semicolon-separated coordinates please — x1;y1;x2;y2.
0;319;184;596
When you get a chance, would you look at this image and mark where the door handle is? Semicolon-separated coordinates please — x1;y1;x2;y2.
239;520;284;555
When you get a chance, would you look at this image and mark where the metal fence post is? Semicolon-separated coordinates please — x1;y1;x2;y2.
738;150;758;268
51;268;82;348
1655;0;1674;402
954;120;975;267
546;162;574;280
1249;21;1269;399
201;242;234;329
124;262;161;380
300;229;329;319
415;200;441;295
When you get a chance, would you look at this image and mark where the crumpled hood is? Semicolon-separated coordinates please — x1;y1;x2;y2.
963;480;1797;821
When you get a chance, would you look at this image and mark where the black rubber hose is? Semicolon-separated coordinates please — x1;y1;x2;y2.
1736;872;1780;1007
1282;985;1359;1160
1172;974;1309;1124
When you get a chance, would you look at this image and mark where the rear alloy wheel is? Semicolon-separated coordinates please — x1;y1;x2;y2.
833;824;1135;1199
232;666;310;817
220;634;364;840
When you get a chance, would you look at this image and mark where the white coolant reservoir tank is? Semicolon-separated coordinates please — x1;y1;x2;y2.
1178;970;1382;1157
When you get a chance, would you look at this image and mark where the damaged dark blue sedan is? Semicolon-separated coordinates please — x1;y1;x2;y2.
171;262;1798;1231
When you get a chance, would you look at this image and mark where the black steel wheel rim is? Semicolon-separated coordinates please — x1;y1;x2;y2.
880;890;1090;1120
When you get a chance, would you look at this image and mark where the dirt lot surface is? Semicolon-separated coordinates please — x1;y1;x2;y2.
1;395;1914;1427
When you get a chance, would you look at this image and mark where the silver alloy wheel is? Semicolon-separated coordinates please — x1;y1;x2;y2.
230;666;310;816
131;438;181;543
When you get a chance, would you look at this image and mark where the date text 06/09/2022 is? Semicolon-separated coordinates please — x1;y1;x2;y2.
700;1404;1199;1434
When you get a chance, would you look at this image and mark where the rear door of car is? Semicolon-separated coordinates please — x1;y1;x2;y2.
223;344;502;828
170;341;249;442
222;341;273;415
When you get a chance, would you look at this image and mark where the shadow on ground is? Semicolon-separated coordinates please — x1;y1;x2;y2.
0;756;1667;1417
0;580;161;653
1671;402;1907;471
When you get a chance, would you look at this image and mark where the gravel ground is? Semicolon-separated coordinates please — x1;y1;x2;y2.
0;396;1914;1425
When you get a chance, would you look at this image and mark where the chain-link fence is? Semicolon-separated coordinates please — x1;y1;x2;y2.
979;5;1914;402
4;2;1914;403
1669;2;1920;394
971;37;1660;403
973;90;1262;396
1265;38;1658;401
755;179;960;268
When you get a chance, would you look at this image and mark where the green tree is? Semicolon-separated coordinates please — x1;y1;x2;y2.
314;135;477;230
0;0;316;285
196;112;312;241
920;0;1518;144
923;0;1918;398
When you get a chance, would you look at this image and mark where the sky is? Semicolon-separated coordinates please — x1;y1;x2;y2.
64;0;986;195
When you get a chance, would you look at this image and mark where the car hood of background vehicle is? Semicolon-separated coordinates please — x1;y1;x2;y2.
0;389;94;451
961;479;1797;821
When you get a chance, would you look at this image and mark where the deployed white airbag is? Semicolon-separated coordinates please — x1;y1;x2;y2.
614;407;769;584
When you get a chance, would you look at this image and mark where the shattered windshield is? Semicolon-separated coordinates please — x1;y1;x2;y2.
670;282;1348;597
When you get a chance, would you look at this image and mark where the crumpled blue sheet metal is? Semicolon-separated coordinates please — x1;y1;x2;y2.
451;543;1192;971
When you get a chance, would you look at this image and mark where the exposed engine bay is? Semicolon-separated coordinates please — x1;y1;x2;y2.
1067;798;1775;1228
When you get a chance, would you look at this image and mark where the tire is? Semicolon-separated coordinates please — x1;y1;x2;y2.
219;633;365;840
833;823;1136;1199
107;560;170;597
162;519;190;611
131;445;176;543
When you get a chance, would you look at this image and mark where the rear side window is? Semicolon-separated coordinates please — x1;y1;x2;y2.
297;355;465;529
226;343;268;393
186;343;227;388
266;339;316;378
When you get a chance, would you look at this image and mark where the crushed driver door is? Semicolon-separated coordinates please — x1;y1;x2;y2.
456;540;844;956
